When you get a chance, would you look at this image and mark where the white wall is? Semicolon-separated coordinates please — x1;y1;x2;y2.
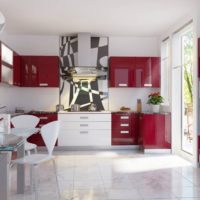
0;32;59;55
109;36;160;57
109;88;160;112
0;84;59;112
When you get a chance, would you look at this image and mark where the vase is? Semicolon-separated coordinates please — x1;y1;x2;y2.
151;104;160;113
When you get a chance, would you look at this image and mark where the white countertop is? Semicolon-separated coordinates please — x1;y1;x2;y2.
58;111;111;114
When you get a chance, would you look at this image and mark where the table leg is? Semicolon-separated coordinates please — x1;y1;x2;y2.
0;152;10;200
17;143;25;194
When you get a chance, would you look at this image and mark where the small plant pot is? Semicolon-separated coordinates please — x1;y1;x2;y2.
151;104;160;113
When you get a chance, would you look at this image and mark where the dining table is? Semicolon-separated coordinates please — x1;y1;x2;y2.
0;128;39;200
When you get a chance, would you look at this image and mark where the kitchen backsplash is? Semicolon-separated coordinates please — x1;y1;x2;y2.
59;35;109;111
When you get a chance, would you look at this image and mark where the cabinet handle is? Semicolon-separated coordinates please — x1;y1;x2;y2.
120;116;129;119
39;117;48;120
39;83;48;87
118;83;127;87
80;131;89;134
120;131;129;134
120;123;129;127
144;83;152;87
80;116;88;119
80;124;88;127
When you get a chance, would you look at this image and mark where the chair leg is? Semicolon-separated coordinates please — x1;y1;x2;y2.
32;165;39;200
34;148;37;154
52;159;61;199
27;150;31;156
30;165;33;193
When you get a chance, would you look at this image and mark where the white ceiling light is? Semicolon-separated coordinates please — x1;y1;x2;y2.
0;12;5;33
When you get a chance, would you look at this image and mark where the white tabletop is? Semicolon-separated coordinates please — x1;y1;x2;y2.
11;128;40;138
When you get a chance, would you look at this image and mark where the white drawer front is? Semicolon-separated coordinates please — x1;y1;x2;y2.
60;121;111;130
58;113;111;122
60;129;111;135
58;131;111;146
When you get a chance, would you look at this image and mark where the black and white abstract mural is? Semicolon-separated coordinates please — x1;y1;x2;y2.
59;35;109;111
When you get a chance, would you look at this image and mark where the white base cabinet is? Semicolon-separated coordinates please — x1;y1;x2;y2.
58;113;111;146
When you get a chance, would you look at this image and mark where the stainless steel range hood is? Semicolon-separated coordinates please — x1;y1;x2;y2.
72;67;107;82
70;33;107;82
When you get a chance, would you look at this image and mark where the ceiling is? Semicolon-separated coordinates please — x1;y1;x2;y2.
0;0;197;37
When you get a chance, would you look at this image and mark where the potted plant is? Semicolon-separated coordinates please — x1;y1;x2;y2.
147;92;164;113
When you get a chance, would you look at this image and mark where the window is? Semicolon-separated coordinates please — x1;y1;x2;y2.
161;38;170;105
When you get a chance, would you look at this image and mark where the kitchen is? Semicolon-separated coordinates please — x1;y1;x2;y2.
0;0;200;200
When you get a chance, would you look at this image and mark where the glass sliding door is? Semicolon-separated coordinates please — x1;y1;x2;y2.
181;28;194;154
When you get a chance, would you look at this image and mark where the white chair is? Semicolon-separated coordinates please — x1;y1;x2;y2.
13;121;60;200
11;115;40;154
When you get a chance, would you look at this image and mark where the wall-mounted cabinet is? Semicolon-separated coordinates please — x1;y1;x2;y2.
109;56;160;88
21;56;59;87
0;42;14;85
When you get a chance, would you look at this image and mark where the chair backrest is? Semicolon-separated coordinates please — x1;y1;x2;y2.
40;121;59;155
11;115;40;128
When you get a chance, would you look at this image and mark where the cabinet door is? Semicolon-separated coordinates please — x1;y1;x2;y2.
109;57;134;87
21;56;39;87
37;56;59;87
151;57;160;87
135;57;152;87
142;114;156;147
13;53;21;86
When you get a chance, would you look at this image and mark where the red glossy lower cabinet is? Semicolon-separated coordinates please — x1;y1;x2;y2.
139;113;171;149
112;113;138;145
27;113;58;146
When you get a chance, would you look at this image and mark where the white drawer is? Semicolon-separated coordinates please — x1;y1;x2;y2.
58;113;111;122
58;131;111;146
60;121;111;130
60;129;111;135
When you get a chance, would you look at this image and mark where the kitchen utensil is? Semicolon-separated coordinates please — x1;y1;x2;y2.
71;104;80;112
88;103;97;111
56;104;64;112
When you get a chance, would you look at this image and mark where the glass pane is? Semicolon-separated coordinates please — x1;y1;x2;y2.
181;30;194;154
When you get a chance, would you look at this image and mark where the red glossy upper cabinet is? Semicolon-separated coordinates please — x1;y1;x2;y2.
151;57;160;87
135;57;160;88
21;56;39;87
13;52;21;86
109;57;134;87
37;56;59;87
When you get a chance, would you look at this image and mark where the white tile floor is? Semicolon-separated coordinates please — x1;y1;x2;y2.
9;150;200;200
